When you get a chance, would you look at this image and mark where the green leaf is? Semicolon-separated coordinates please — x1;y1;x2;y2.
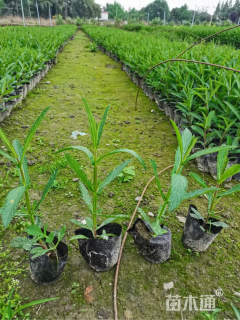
169;174;188;212
184;187;217;200
218;183;240;197
79;181;93;212
2;186;26;227
183;136;198;162
210;221;229;228
13;139;31;187
181;128;193;159
97;213;129;219
65;153;93;191
30;247;49;259
70;219;89;229
218;164;240;184
0;127;18;158
46;232;54;243
224;101;240;120
98;149;146;170
189;172;207;188
190;207;204;220
217;150;229;181
0;150;17;164
85;217;93;230
11;237;33;250
186;146;234;163
150;159;166;200
26;225;44;237
206;110;215;129
170;119;183;161
21;107;50;165
97;159;132;194
231;303;240;320
35;169;59;211
137;207;151;225
55;146;94;165
97;105;110;145
172;146;181;174
58;225;66;242
97;217;115;230
82;98;97;148
70;234;88;240
13;297;60;317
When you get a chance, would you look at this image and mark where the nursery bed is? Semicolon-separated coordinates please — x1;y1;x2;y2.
0;30;240;320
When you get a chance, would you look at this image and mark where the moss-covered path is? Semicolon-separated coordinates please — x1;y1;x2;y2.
0;30;240;320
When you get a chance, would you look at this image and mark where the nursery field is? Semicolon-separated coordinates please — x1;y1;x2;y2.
0;25;77;98
123;24;240;48
0;29;240;320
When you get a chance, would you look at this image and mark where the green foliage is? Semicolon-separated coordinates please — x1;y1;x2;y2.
118;166;135;182
137;121;226;237
57;98;145;238
1;287;59;320
83;25;240;150
190;149;240;228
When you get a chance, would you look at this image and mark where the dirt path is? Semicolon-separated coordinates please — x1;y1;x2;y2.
0;30;239;320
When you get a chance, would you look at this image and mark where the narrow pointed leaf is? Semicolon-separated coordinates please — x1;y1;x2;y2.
70;234;88;240
181;128;193;158
2;186;26;227
82;98;97;148
79;181;93;212
170;119;183;161
13;139;30;187
21;107;50;165
217;150;229;181
55;146;94;165
231;303;240;320
169;174;188;212
184;187;217;200
97;159;132;193
137;207;151;225
65;153;93;191
70;219;90;229
150;159;166;200
0;127;18;157
97;217;115;230
189;172;207;188
13;297;60;317
35;169;59;211
97;105;110;145
98;148;146;169
225;101;240;120
218;164;240;184
0;150;17;164
218;184;240;197
186;146;234;163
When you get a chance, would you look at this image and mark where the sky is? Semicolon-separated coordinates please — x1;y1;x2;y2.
97;0;220;14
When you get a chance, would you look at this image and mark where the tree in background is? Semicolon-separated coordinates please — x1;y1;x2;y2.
104;1;124;19
141;0;169;21
170;4;191;23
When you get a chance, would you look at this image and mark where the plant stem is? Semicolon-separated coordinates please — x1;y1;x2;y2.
206;183;220;224
93;149;98;238
204;128;206;149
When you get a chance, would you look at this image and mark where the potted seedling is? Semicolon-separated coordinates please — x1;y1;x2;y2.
182;148;240;252
128;120;233;263
0;107;68;285
56;98;145;272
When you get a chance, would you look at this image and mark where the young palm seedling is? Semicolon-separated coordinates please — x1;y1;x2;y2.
182;148;240;252
0;107;68;284
56;98;145;271
128;120;234;263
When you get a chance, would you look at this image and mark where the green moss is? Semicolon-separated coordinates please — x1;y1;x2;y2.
0;30;239;319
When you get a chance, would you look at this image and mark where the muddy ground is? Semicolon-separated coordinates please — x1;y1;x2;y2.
0;30;240;320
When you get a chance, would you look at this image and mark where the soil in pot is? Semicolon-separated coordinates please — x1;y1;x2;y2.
29;239;68;285
75;223;122;272
182;204;223;252
127;218;171;264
